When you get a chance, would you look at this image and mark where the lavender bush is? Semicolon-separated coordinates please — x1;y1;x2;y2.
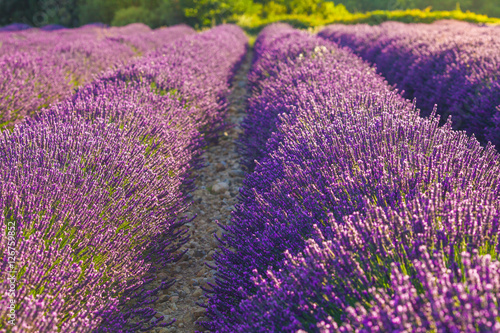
40;24;66;31
0;24;247;332
204;24;500;332
331;246;500;332
223;182;500;331
0;23;31;32
240;24;329;171
246;240;500;332
103;24;195;55
100;24;247;141
319;20;500;148
0;24;195;127
1;112;180;332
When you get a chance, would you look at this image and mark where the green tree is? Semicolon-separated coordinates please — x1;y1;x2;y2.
261;1;287;17
111;6;154;26
78;0;134;25
180;0;255;26
287;0;324;15
0;0;79;27
156;0;186;26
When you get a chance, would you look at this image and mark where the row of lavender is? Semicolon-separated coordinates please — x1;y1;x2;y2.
319;20;500;149
0;23;195;127
0;25;247;332
204;24;500;332
0;23;68;32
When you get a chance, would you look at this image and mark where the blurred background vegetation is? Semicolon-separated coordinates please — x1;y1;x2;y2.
1;0;499;31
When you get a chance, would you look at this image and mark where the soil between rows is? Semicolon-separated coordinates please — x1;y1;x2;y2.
146;49;252;333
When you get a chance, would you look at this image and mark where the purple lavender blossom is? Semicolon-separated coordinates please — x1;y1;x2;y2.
40;24;66;31
332;246;500;332
0;23;31;32
0;24;247;332
319;20;500;149
0;24;195;127
205;23;500;332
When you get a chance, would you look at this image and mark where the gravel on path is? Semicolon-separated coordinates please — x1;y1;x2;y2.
149;48;252;333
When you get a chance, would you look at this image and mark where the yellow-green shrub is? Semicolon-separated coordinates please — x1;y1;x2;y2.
233;7;500;35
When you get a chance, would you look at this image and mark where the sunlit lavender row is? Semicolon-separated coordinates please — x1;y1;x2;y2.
204;24;500;332
0;24;247;332
0;23;195;127
1;23;196;57
319;20;500;149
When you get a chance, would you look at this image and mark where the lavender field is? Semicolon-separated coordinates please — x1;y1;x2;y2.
1;20;500;333
319;20;500;147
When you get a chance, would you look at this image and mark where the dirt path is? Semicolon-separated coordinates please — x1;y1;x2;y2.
149;49;252;333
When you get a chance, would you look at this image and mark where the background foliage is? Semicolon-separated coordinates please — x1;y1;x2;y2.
0;0;499;31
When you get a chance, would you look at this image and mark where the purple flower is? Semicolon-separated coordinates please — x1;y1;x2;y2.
205;23;500;332
319;21;500;149
0;24;247;332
